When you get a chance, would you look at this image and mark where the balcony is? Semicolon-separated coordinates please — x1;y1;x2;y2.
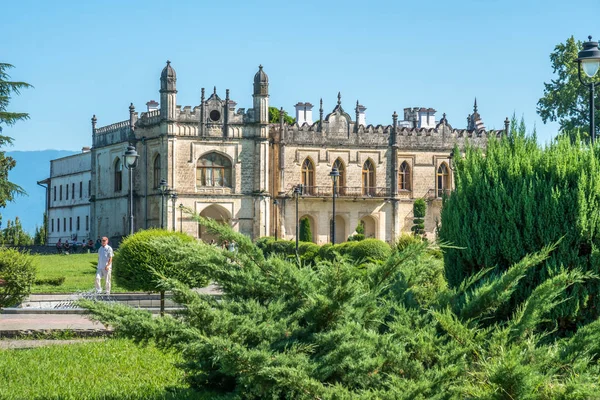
301;186;390;198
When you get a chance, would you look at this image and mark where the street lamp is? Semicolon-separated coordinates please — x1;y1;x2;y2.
123;145;139;235
293;184;303;257
179;203;184;232
158;178;168;229
273;199;279;240
330;167;340;244
171;190;178;232
576;35;600;144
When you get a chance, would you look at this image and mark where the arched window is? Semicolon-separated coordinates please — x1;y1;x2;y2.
196;152;232;188
301;158;315;195
153;155;161;189
114;158;122;192
437;162;450;197
399;161;411;191
333;158;345;195
362;159;375;196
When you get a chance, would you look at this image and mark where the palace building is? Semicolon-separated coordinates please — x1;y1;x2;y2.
44;62;507;245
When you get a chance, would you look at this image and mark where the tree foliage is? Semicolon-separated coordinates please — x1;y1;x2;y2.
34;212;47;245
412;198;426;235
439;122;600;332
0;63;31;209
2;217;33;246
268;107;295;125
537;36;600;141
0;248;36;307
81;218;600;398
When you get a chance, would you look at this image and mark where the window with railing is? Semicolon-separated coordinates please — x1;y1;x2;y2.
114;158;123;192
362;159;376;196
399;161;411;191
196;152;232;188
301;158;315;195
437;162;450;197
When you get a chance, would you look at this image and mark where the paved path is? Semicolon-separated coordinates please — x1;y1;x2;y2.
0;314;109;331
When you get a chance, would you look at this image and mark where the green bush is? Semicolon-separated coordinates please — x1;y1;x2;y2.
348;233;365;242
299;218;312;242
412;198;426;235
318;243;333;260
255;236;275;254
298;242;320;263
269;240;296;256
114;229;208;292
0;248;36;307
350;238;392;262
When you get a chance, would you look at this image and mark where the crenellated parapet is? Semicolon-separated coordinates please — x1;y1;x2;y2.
93;119;130;147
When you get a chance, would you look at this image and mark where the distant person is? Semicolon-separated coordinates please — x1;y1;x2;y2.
86;239;94;253
56;238;62;254
95;236;114;295
228;241;236;252
94;237;101;253
63;240;70;255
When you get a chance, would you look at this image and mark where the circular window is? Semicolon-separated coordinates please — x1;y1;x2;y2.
209;110;221;122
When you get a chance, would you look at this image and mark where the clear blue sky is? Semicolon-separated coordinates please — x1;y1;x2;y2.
3;0;600;151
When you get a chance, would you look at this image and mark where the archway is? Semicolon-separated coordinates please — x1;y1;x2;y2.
361;215;377;239
198;204;231;244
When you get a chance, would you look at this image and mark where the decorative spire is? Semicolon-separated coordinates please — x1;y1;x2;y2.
467;114;471;129
279;107;284;126
392;111;398;125
91;115;97;131
166;60;171;65
337;92;341;106
319;98;324;132
226;89;230;100
504;117;510;134
129;103;135;114
355;100;360;132
473;97;478;114
201;87;205;102
213;86;217;95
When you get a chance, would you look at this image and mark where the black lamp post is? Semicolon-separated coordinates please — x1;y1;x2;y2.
179;203;184;233
330;167;340;244
158;178;168;229
576;35;600;144
273;199;279;240
171;190;178;232
124;145;139;235
293;184;303;257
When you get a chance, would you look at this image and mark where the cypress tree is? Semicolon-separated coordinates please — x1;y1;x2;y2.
439;122;600;331
299;217;312;242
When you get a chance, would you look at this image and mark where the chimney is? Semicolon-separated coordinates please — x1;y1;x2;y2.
417;108;437;128
82;146;91;153
146;100;159;112
357;104;367;126
294;102;314;125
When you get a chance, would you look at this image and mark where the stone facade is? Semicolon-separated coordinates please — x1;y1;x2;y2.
55;62;507;245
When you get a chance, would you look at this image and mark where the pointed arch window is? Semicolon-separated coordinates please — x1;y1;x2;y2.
196;152;232;188
301;158;315;195
362;159;375;196
399;161;411;191
333;158;345;195
114;158;122;192
437;163;450;197
153;155;161;189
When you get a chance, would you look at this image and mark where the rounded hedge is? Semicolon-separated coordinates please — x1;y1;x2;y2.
350;239;392;262
114;229;208;292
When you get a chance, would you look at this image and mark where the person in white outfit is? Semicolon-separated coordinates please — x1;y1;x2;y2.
95;236;114;295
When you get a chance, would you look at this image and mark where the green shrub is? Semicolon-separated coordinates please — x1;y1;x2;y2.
299;218;312;242
114;229;208;293
270;240;296;256
350;238;391;262
348;233;365;242
318;243;333;260
412;198;426;235
395;233;424;251
34;276;65;286
331;241;358;257
255;236;275;254
299;242;320;263
0;248;36;307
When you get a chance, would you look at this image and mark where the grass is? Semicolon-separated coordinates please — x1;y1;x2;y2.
0;338;215;400
31;253;138;293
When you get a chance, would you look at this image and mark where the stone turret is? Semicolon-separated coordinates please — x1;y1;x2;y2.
160;61;177;121
253;65;269;124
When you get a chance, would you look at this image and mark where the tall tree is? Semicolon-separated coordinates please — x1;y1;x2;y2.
537;37;600;141
0;63;32;207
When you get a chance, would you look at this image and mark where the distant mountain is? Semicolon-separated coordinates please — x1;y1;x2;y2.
2;150;77;235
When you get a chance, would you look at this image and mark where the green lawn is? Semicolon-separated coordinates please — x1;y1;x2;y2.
0;339;214;400
32;253;137;293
